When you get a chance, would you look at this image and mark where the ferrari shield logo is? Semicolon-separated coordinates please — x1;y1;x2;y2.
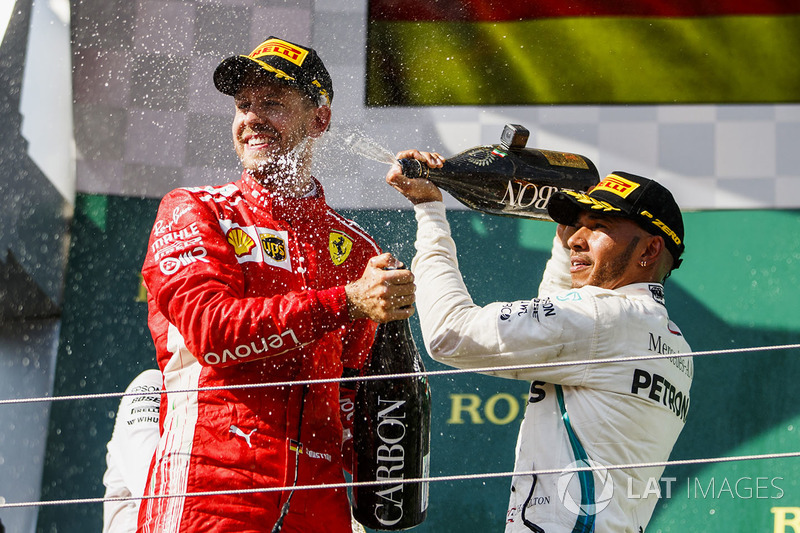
329;231;353;266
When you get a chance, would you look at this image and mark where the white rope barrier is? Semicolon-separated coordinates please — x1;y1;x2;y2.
1;343;798;407
1;343;796;511
2;450;799;509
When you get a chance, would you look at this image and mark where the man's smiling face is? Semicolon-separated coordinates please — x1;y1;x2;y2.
567;211;652;290
232;78;318;180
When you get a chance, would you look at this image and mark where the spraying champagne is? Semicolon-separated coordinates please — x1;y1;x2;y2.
399;124;599;221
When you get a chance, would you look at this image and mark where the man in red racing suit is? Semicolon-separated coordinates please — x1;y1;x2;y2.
138;36;415;533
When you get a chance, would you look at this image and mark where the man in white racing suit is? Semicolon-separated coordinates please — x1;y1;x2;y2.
386;151;692;533
102;369;161;533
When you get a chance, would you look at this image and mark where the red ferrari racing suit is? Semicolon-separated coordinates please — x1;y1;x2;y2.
139;173;380;533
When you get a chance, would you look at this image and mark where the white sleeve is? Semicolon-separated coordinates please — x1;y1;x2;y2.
538;234;572;295
102;369;162;533
411;202;596;383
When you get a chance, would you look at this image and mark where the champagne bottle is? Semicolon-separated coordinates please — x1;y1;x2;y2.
399;124;599;221
352;316;431;531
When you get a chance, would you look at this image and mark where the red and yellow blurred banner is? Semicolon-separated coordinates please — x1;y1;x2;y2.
366;0;800;105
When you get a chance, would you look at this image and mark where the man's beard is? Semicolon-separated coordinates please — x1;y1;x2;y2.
248;137;311;193
572;236;640;289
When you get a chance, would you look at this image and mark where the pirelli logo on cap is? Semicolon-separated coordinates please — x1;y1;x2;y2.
250;38;309;66
593;174;640;199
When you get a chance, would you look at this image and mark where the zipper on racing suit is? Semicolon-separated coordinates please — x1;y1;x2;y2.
521;472;546;532
271;384;309;533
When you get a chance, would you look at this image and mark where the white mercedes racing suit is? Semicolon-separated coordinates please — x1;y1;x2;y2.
102;369;161;533
411;202;692;533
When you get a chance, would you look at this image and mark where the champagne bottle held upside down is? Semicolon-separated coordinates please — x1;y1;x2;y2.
399;124;599;221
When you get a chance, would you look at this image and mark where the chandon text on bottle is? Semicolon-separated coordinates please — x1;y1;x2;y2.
399;124;599;221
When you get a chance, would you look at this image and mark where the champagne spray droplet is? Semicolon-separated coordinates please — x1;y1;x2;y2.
341;131;398;166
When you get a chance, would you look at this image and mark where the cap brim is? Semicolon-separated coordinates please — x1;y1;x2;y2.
214;56;255;95
548;189;637;226
547;192;584;226
213;56;298;96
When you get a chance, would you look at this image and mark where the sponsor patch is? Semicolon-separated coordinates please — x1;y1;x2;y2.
530;297;556;321
203;328;299;366
159;247;209;275
593;173;640;198
648;284;665;306
556;291;582;302
260;233;287;262
329;231;353;266
227;228;256;257
151;222;204;261
251;38;309;66
640;210;683;246
219;221;292;272
631;368;690;422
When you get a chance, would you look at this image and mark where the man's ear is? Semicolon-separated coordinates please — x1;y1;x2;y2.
308;105;331;137
641;234;666;265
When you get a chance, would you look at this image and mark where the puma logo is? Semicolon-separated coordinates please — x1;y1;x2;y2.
229;425;256;448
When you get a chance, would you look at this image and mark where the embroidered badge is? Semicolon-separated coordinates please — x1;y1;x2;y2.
329;231;353;266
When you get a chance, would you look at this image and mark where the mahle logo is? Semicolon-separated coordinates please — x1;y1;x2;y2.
557;460;614;516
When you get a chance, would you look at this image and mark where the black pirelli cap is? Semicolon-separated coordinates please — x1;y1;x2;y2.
214;36;333;105
548;171;685;269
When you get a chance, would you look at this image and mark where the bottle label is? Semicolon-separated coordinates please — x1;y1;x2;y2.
539;149;590;169
501;180;558;210
373;397;408;527
460;146;497;167
353;318;430;530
